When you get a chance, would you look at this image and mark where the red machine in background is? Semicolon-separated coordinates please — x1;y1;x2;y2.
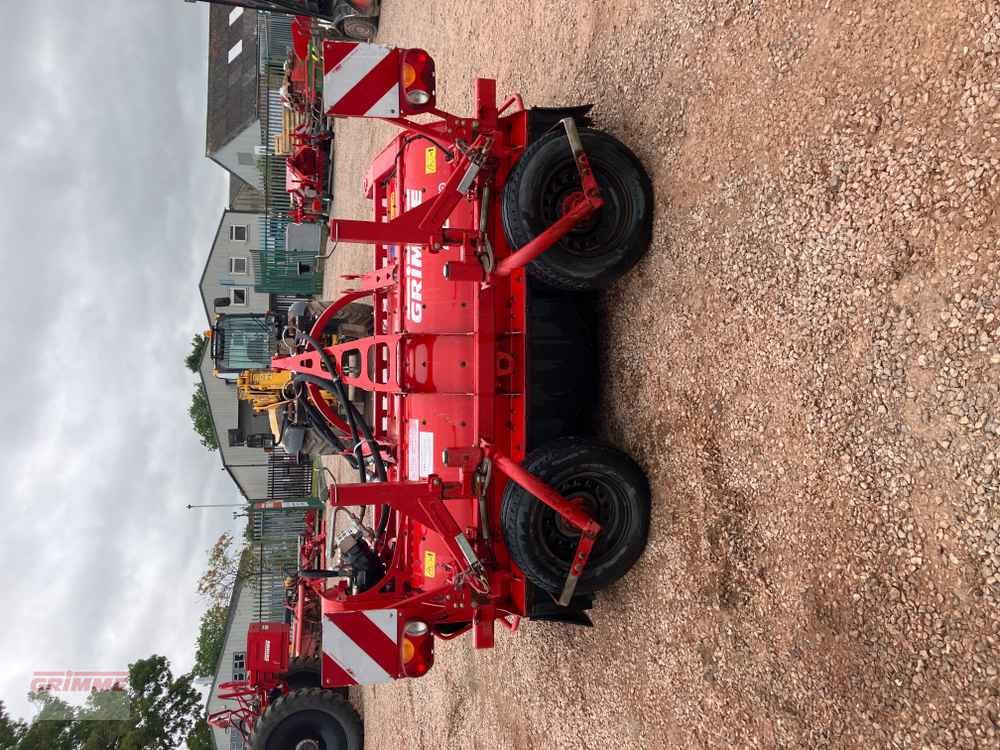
213;37;654;750
193;2;383;224
207;509;348;744
281;15;334;223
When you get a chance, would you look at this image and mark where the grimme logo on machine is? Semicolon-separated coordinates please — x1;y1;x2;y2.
405;188;424;323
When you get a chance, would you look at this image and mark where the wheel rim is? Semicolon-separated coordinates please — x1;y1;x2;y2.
532;471;634;572
537;153;635;258
265;710;347;750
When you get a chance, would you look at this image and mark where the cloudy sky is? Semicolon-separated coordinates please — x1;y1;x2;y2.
0;0;239;722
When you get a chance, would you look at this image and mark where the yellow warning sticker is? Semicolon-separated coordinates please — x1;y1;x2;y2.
424;551;437;578
425;146;437;175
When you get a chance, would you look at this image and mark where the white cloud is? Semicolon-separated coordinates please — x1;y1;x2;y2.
0;0;238;722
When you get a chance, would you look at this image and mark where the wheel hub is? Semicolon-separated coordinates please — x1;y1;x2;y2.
342;17;375;41
553;495;594;537
560;191;586;214
295;740;320;750
538;473;630;565
541;167;611;253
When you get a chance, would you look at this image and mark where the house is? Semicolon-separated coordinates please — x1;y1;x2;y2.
199;209;273;499
198;206;327;496
206;5;264;189
201;209;270;316
206;8;324;297
229;175;265;213
205;576;260;750
206;6;293;199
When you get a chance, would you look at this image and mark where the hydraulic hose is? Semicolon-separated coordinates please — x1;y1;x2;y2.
295;333;391;538
292;370;391;539
296;333;389;477
295;372;366;481
299;395;357;469
292;373;388;481
295;333;367;480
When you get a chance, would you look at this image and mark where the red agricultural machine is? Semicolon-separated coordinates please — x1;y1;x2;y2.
188;0;381;41
192;0;384;223
211;37;654;750
281;15;334;224
208;510;353;744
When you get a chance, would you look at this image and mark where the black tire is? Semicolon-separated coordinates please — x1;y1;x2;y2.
340;16;377;41
281;656;321;690
502;128;653;290
251;688;362;750
500;437;650;595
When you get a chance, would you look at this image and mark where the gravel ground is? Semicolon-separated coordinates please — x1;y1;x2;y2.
323;1;1000;747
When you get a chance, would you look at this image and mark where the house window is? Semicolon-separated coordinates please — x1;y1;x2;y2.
230;257;248;275
228;7;243;24
228;40;243;64
230;225;248;242
231;288;248;306
231;652;246;682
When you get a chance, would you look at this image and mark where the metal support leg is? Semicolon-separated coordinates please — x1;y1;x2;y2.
493;117;605;278
483;445;602;606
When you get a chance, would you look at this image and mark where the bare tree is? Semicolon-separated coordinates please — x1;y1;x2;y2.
196;532;260;608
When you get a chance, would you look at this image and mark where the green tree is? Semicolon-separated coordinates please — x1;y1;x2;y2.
16;692;75;750
116;656;200;750
72;686;129;749
189;383;219;451
185;333;208;373
8;657;202;750
0;701;26;750
192;605;228;678
197;533;258;609
184;718;214;750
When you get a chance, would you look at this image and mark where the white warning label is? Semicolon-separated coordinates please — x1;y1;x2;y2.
407;420;435;480
407;419;420;481
419;431;435;478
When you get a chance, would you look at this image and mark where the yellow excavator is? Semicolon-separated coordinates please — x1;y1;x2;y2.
207;299;372;459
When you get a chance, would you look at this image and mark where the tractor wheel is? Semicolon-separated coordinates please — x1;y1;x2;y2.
282;657;349;700
501;128;653;291
281;656;321;690
500;437;651;595
340;16;377;41
250;688;362;750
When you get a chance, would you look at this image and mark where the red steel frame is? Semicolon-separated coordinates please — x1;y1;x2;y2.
269;70;607;681
208;514;328;735
207;622;290;738
291;510;327;659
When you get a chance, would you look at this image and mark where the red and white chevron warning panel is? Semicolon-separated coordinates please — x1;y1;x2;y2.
323;41;402;118
321;609;402;686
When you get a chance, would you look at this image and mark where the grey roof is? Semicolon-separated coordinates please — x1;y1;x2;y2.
206;5;260;156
